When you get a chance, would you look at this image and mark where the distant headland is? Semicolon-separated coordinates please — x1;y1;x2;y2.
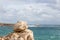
0;23;41;27
0;23;14;26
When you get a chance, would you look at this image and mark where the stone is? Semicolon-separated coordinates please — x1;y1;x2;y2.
14;21;28;32
0;21;34;40
0;37;4;40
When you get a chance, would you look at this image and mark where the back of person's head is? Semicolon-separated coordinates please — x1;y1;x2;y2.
14;21;28;32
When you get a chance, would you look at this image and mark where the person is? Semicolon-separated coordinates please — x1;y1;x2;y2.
3;21;34;40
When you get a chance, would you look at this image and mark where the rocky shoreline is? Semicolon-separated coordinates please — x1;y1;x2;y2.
0;21;34;40
0;23;14;26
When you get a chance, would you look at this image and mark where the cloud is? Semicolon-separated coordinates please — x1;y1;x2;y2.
0;0;60;24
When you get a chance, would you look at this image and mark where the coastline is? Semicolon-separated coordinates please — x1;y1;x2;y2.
0;23;14;26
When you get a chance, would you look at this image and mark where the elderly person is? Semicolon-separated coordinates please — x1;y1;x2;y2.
3;21;34;40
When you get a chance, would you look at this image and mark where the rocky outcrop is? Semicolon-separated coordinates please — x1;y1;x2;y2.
0;21;34;40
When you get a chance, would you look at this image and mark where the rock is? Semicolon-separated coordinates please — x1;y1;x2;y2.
1;21;34;40
14;21;28;32
0;37;4;40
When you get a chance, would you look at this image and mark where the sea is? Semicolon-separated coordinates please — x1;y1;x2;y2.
0;25;60;40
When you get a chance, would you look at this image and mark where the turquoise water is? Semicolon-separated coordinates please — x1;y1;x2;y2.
0;25;60;40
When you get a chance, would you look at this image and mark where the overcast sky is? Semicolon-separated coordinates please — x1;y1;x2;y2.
0;0;60;24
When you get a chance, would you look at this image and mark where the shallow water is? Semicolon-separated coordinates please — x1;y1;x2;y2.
0;25;60;40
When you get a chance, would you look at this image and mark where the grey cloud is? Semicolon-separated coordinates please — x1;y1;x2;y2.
0;0;57;4
0;0;60;24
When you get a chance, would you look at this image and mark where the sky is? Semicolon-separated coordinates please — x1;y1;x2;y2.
0;0;60;24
